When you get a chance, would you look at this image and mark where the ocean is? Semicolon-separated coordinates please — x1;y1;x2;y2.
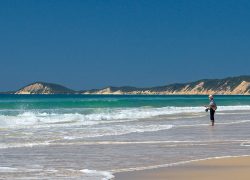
0;94;250;179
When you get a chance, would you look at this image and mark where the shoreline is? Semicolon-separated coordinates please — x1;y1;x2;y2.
114;155;250;180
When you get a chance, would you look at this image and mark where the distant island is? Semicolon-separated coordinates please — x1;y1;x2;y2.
2;75;250;95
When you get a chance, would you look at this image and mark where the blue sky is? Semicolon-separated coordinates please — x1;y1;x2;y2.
1;0;250;91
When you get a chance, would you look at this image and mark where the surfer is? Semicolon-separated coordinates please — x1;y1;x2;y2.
204;95;217;126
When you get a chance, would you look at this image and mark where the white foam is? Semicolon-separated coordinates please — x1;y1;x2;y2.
1;105;250;129
63;124;173;139
0;141;50;149
240;141;250;147
81;169;114;180
176;119;250;128
217;105;250;111
0;166;44;173
0;167;18;172
0;112;99;128
1;139;245;149
217;120;250;125
65;139;245;146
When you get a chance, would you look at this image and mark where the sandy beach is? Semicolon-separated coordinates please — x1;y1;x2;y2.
115;156;250;180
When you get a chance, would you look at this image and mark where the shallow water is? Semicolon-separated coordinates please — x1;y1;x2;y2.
0;95;250;179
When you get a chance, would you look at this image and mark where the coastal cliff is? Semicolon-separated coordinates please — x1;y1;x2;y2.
15;82;75;94
82;76;250;95
9;76;250;95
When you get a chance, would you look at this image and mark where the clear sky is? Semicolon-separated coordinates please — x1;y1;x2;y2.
1;0;250;91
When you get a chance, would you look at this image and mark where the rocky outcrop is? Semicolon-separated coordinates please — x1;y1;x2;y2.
15;82;75;94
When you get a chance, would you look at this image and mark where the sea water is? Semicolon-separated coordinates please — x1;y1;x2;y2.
0;95;250;179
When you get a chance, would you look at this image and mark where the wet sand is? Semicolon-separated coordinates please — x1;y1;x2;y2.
115;156;250;180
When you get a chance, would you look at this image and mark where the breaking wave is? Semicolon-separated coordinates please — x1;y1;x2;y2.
0;105;250;128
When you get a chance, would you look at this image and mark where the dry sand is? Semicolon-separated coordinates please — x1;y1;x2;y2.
115;156;250;180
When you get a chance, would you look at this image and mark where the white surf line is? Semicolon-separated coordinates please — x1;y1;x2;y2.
176;119;250;128
0;141;51;149
0;166;57;173
81;169;114;180
0;167;19;172
240;141;250;147
0;139;247;149
32;139;246;147
110;155;250;174
71;139;246;145
216;119;250;125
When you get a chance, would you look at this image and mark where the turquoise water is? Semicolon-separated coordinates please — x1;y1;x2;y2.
0;94;250;179
1;95;250;109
